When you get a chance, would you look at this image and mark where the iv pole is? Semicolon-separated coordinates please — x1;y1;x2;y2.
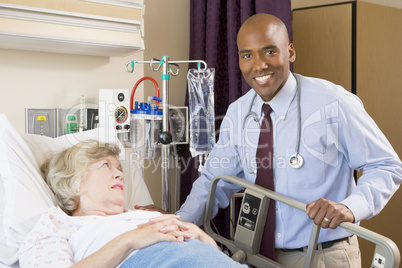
126;56;207;212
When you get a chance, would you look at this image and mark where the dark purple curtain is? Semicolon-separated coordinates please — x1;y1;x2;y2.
180;0;292;236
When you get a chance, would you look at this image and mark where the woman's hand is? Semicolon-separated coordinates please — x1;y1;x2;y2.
180;222;218;248
148;215;218;249
130;214;193;249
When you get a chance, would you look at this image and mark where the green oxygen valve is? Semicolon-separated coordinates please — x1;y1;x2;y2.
66;115;78;134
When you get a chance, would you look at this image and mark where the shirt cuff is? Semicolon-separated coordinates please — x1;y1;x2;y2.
341;194;371;223
175;210;196;224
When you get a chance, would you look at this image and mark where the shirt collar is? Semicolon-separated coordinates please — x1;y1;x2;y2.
253;72;297;118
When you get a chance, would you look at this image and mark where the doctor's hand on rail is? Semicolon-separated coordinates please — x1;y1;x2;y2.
306;198;355;229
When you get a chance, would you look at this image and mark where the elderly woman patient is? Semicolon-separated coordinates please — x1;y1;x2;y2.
19;140;246;268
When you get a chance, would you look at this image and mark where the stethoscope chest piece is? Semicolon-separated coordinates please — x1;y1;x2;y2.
289;153;304;169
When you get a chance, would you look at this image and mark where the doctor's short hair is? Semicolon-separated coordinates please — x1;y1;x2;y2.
40;140;121;215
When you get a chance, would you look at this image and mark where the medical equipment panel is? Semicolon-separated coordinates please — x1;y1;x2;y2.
98;89;130;145
26;105;98;137
25;108;57;137
159;106;189;144
56;108;99;136
234;189;269;254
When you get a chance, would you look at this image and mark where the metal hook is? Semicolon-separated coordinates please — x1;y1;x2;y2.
125;61;134;73
169;63;180;76
150;58;162;72
197;60;208;73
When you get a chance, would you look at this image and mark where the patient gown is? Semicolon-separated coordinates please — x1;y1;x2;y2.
19;206;247;268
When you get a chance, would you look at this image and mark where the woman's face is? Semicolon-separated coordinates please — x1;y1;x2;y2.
74;155;125;216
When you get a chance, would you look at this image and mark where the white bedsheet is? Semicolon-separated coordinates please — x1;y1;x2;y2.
19;206;161;267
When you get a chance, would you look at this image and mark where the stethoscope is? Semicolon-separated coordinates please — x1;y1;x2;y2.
242;73;303;174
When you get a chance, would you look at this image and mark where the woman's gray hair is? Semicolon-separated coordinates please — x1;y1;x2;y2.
41;140;121;215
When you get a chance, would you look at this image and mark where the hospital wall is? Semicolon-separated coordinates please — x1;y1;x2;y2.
0;0;190;210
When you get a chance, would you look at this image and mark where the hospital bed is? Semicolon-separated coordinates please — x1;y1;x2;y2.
204;175;401;268
0;114;153;267
1;110;399;267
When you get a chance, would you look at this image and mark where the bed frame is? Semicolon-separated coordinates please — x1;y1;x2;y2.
203;175;400;268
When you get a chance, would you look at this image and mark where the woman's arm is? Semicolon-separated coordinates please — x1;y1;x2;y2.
131;208;218;248
72;214;192;268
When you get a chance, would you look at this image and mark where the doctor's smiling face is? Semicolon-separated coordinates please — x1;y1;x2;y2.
74;155;125;216
237;14;296;102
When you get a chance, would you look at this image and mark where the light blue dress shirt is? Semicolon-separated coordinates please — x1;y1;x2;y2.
177;73;402;249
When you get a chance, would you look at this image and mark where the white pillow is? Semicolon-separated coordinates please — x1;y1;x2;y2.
0;114;153;266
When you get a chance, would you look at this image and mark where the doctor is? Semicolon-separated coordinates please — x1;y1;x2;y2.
176;13;402;267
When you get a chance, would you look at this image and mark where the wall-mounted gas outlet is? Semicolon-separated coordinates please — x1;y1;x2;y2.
57;108;99;136
26;108;98;138
57;108;78;136
25;109;57;137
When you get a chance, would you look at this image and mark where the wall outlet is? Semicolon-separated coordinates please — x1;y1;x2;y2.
25;109;57;137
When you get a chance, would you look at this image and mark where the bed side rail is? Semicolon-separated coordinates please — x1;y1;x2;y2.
203;175;400;268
